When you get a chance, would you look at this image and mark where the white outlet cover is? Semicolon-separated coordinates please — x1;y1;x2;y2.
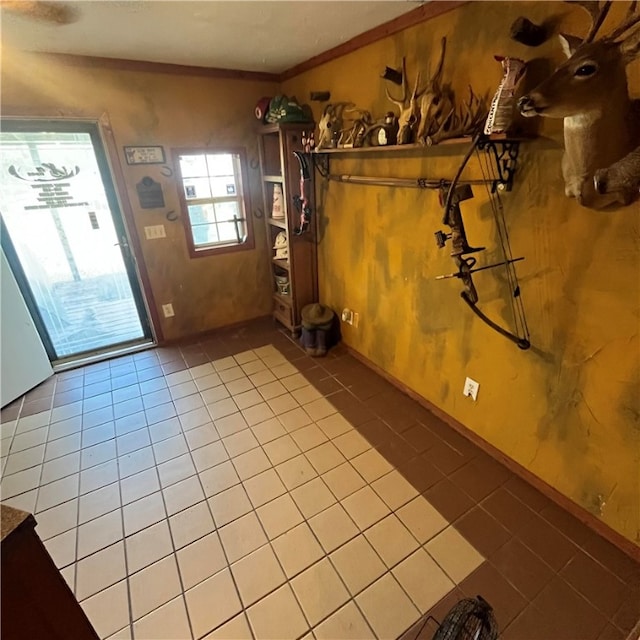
162;303;175;318
463;376;479;401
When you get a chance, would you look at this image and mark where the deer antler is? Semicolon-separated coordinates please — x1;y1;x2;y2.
431;37;447;90
586;1;612;42
411;70;422;102
385;57;408;108
426;86;486;145
607;0;640;40
567;0;612;42
459;86;487;131
414;37;447;100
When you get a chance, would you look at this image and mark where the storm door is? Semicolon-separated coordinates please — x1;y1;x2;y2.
0;120;153;366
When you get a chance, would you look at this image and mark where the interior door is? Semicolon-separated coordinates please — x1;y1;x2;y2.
0;120;153;366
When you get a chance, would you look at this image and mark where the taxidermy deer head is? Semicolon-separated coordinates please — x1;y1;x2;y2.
518;1;640;208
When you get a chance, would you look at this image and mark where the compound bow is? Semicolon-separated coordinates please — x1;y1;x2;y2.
434;133;531;350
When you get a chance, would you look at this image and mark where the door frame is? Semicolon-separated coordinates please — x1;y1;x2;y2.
0;115;162;365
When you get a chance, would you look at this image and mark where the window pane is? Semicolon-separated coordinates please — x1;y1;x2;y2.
206;154;234;176
188;203;215;225
176;148;251;256
218;221;242;243
210;176;237;198
191;222;219;247
214;200;240;222
179;154;207;178
183;177;211;200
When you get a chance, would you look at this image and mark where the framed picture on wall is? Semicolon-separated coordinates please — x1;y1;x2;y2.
124;146;166;165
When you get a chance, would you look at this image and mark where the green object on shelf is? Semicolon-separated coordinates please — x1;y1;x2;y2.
265;95;312;124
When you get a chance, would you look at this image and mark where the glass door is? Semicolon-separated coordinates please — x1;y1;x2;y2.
0;120;152;365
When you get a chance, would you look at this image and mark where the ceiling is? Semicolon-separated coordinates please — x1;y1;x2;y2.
0;1;423;74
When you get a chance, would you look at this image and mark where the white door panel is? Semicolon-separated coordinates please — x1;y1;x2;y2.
1;249;53;407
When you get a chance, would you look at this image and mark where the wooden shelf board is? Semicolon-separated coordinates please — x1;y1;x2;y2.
272;258;290;271
258;122;314;135
313;134;530;155
268;217;286;229
263;174;282;182
273;292;293;306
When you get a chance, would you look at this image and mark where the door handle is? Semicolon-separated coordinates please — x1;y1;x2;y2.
114;236;134;263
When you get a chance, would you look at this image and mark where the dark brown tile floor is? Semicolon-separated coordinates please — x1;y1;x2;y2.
2;317;639;640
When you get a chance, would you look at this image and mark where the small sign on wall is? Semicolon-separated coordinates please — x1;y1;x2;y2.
136;176;165;209
124;146;165;165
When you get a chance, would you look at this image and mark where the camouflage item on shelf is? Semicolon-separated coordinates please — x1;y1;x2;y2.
265;95;311;123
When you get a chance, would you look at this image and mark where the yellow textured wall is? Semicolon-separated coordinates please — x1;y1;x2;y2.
282;1;640;545
0;47;277;340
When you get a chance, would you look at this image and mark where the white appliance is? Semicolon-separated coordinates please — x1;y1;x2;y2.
1;249;53;407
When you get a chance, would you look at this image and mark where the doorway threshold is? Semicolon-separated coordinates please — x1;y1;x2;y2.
52;340;156;373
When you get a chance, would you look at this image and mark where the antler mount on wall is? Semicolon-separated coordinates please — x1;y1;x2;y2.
383;38;487;147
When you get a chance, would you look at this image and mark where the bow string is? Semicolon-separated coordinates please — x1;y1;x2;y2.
437;133;531;350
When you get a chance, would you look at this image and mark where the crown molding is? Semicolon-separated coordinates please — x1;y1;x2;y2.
279;1;468;81
35;52;280;83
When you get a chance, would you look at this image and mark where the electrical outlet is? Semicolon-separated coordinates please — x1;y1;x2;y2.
162;303;175;318
341;308;359;327
463;376;479;401
145;225;166;240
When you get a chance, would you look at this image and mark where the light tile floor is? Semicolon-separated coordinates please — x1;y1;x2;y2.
3;324;638;640
1;344;483;640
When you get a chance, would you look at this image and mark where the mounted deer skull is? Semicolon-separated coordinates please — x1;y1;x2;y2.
384;42;486;146
315;102;354;150
385;57;424;144
415;37;457;144
518;1;640;208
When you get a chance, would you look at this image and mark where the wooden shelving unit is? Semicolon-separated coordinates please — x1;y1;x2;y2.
267;217;286;230
257;122;318;334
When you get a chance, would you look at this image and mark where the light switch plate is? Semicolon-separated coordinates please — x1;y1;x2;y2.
144;225;166;239
162;303;174;318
